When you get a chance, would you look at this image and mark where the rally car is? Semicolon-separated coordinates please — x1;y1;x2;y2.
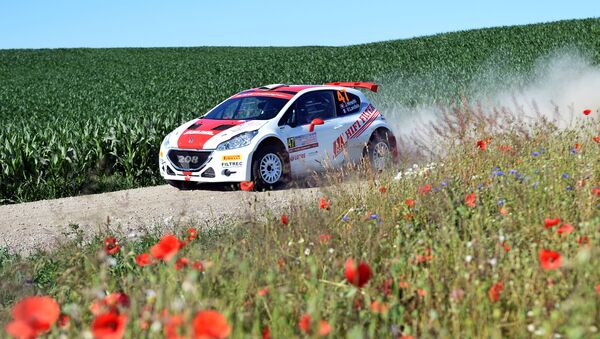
159;82;398;190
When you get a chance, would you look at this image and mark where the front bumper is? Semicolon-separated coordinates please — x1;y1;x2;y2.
159;147;252;183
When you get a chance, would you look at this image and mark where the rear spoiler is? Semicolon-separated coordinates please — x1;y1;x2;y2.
324;82;379;93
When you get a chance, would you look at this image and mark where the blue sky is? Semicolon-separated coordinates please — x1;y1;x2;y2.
1;0;598;49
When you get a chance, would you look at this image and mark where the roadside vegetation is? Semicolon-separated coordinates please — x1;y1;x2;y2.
1;105;598;338
2;18;600;203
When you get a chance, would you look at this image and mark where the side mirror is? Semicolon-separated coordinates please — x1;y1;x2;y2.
308;118;324;132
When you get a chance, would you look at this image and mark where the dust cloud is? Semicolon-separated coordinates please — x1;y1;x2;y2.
373;50;600;141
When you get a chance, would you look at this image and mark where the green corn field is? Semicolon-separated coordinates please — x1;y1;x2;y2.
1;18;599;203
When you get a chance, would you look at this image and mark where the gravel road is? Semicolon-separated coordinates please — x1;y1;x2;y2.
0;184;325;255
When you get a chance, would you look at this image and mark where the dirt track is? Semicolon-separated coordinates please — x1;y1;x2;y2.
0;184;324;255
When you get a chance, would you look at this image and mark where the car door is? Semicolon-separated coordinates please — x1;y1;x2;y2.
331;89;368;163
278;90;348;174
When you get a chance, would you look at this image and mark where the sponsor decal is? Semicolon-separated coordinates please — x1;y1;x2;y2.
333;104;380;157
338;99;360;115
222;154;243;168
222;161;243;168
287;132;319;153
222;155;242;161
290;153;306;162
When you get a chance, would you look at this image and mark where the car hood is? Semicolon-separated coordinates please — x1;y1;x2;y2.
168;118;269;150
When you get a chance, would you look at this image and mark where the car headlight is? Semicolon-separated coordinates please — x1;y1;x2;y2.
161;133;172;149
216;130;258;151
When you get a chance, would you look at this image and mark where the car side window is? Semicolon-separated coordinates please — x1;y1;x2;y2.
334;89;361;116
294;91;336;125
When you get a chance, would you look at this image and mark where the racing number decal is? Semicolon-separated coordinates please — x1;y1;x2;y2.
287;137;296;149
337;89;350;103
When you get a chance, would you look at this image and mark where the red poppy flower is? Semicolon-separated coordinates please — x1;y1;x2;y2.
583;109;592;115
187;228;198;242
262;326;271;339
58;313;70;329
577;236;590;246
417;289;427;296
370;300;389;313
476;140;487;151
404;199;415;208
500;241;510;252
378;186;387;193
174;257;190;270
257;287;269;297
556;224;574;235
596;284;600;295
319;197;330;210
593;136;600;143
400;336;415;339
91;312;127;339
592;187;600;197
281;214;289;225
418;184;431;195
298;314;311;333
135;253;153;267
344;258;372;288
544;218;561;229
539;249;562;270
104;237;120;255
5;296;60;339
104;292;130;310
90;292;129;316
192;310;231;339
380;277;393;296
192;260;205;272
298;314;330;336
499;207;508;216
488;282;504;303
415;248;433;264
319;234;332;244
398;281;410;289
164;314;184;339
151;235;183;262
318;320;331;336
240;181;254;191
465;193;477;207
574;143;581;151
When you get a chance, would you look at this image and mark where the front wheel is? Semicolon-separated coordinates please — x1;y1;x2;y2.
251;145;290;190
366;132;394;172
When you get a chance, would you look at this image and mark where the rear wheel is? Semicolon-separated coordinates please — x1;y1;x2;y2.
251;145;290;190
366;132;393;172
166;179;197;190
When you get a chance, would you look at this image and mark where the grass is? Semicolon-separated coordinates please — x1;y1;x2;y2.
1;106;598;338
2;18;600;203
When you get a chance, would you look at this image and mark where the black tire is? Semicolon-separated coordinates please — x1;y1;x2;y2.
166;179;197;190
251;144;290;191
365;131;393;172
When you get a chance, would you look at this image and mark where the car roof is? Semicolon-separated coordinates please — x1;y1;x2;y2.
232;84;355;100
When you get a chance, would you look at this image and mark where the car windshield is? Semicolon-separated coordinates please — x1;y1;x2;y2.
203;96;288;120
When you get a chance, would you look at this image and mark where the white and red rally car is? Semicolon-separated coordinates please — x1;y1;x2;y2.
159;82;398;190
